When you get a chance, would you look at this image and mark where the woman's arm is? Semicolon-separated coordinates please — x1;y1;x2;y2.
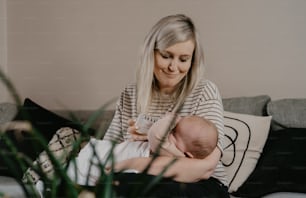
114;147;221;183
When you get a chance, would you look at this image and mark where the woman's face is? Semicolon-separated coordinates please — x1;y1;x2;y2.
154;39;195;94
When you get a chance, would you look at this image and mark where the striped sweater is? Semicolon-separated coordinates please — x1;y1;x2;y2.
103;79;228;186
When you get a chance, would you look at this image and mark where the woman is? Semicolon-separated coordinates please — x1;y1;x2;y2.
102;14;229;197
23;14;229;197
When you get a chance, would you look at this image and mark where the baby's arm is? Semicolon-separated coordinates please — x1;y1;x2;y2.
147;113;184;157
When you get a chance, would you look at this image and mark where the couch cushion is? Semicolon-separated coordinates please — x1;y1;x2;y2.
222;95;271;116
267;98;306;130
232;128;306;197
222;111;272;192
0;102;18;124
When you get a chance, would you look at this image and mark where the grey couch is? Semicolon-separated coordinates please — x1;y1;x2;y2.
0;95;305;198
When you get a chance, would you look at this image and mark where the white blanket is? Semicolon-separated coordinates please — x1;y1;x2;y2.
66;138;150;185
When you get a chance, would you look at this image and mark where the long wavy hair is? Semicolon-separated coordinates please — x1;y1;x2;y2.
136;14;205;113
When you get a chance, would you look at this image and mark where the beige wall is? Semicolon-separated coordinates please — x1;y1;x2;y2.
4;0;306;110
0;0;8;103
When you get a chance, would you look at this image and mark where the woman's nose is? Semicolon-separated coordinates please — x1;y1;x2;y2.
168;59;178;72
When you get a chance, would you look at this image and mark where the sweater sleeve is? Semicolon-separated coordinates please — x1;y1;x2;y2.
103;84;137;143
102;96;125;143
194;81;225;153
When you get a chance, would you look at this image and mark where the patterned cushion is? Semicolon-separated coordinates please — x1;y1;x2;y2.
22;127;81;184
222;111;272;192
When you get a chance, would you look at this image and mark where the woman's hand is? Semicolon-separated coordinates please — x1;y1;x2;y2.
127;118;148;141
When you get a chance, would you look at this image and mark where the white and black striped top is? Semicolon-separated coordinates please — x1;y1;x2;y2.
103;79;228;186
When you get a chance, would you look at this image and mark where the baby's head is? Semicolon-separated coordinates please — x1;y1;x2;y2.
172;115;218;159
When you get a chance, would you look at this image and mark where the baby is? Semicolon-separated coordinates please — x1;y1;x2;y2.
147;113;218;159
66;113;218;185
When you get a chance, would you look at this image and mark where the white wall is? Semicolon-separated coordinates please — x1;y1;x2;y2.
0;0;8;103
5;0;306;110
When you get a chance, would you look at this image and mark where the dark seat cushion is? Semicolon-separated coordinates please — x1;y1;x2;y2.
232;128;306;197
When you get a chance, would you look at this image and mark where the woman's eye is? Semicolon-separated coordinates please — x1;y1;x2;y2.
161;54;170;59
159;52;170;59
180;57;190;62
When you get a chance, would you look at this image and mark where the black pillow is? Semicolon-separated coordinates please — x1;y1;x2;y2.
14;98;90;139
0;98;94;178
0;131;26;177
232;128;306;197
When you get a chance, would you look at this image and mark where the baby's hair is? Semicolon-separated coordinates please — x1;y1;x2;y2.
182;116;218;159
189;134;217;159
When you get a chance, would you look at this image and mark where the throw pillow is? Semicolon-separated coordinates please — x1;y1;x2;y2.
14;98;91;141
22;127;82;184
0;98;93;178
232;128;306;198
16;98;97;156
221;111;272;193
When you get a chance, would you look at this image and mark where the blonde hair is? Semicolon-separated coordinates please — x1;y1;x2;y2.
136;14;205;113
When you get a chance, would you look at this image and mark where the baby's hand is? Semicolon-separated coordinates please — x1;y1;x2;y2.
127;118;148;141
